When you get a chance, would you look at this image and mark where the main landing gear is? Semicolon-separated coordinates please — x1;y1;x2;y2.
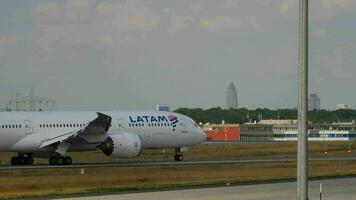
49;156;72;165
174;147;184;162
11;153;34;165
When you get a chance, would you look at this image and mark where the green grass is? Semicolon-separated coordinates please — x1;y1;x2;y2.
0;161;356;199
0;142;356;199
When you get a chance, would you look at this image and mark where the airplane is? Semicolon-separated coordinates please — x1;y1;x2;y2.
0;111;206;165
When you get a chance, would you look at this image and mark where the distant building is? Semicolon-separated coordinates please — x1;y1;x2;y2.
240;124;273;142
226;82;238;109
308;93;320;111
203;124;240;141
156;104;170;111
7;90;55;112
258;119;298;125
336;104;351;110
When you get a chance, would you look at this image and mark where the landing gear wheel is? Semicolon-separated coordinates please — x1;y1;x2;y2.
11;157;19;165
10;154;33;165
49;156;72;165
25;157;34;165
174;154;183;161
49;157;59;165
63;157;72;165
56;157;63;165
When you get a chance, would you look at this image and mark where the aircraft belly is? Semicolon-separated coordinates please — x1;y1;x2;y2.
0;131;25;151
141;132;194;148
10;134;44;152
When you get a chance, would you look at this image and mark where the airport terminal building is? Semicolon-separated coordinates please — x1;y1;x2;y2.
203;120;356;142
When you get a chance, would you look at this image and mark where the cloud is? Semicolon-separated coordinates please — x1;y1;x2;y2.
33;1;59;16
276;0;356;20
189;1;203;12
321;0;354;8
221;0;239;9
168;15;194;34
312;0;356;20
267;47;297;75
200;16;237;31
311;29;329;39
320;44;354;79
0;35;16;47
33;0;160;51
280;0;296;16
322;55;351;78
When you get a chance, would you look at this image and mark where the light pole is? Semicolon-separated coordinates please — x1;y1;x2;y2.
297;0;309;200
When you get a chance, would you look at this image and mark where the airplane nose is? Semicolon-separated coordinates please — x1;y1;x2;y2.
198;128;207;142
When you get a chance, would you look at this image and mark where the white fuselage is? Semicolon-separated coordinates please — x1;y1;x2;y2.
0;111;206;155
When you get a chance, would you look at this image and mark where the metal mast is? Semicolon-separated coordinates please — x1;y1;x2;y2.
297;0;309;199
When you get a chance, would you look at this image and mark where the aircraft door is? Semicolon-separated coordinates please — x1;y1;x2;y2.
177;122;188;134
117;119;126;132
24;120;33;134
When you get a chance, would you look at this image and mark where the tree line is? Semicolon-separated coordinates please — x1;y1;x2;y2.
174;107;356;124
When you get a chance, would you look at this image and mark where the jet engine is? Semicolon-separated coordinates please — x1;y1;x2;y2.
99;133;142;158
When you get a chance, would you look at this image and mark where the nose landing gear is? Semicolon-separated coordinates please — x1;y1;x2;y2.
174;147;184;161
174;154;183;161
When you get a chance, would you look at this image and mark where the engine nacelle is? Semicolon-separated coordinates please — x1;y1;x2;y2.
100;133;142;158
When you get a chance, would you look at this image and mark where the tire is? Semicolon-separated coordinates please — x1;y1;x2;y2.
49;157;57;165
56;157;63;165
63;157;72;165
177;154;183;161
11;157;18;165
174;154;183;161
17;157;25;165
25;157;34;165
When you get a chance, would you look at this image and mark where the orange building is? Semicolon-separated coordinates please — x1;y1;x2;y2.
203;124;240;141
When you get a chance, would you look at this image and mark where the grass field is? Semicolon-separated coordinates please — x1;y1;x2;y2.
0;142;356;199
1;142;355;165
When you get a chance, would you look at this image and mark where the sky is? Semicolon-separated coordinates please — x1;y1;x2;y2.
0;0;356;110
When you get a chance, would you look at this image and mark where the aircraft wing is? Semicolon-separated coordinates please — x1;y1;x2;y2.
39;112;112;149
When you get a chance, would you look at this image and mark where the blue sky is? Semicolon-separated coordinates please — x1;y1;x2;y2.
0;0;356;110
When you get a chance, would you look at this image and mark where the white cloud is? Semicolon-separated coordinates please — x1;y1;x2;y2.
321;0;354;8
189;1;203;12
33;1;59;16
0;35;16;47
276;0;356;20
33;0;161;51
200;16;237;31
221;0;239;9
280;0;296;16
320;44;354;79
268;47;297;74
311;29;329;39
168;15;194;34
312;0;356;20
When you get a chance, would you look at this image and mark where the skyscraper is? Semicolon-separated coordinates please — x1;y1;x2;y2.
226;82;238;109
308;93;320;111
